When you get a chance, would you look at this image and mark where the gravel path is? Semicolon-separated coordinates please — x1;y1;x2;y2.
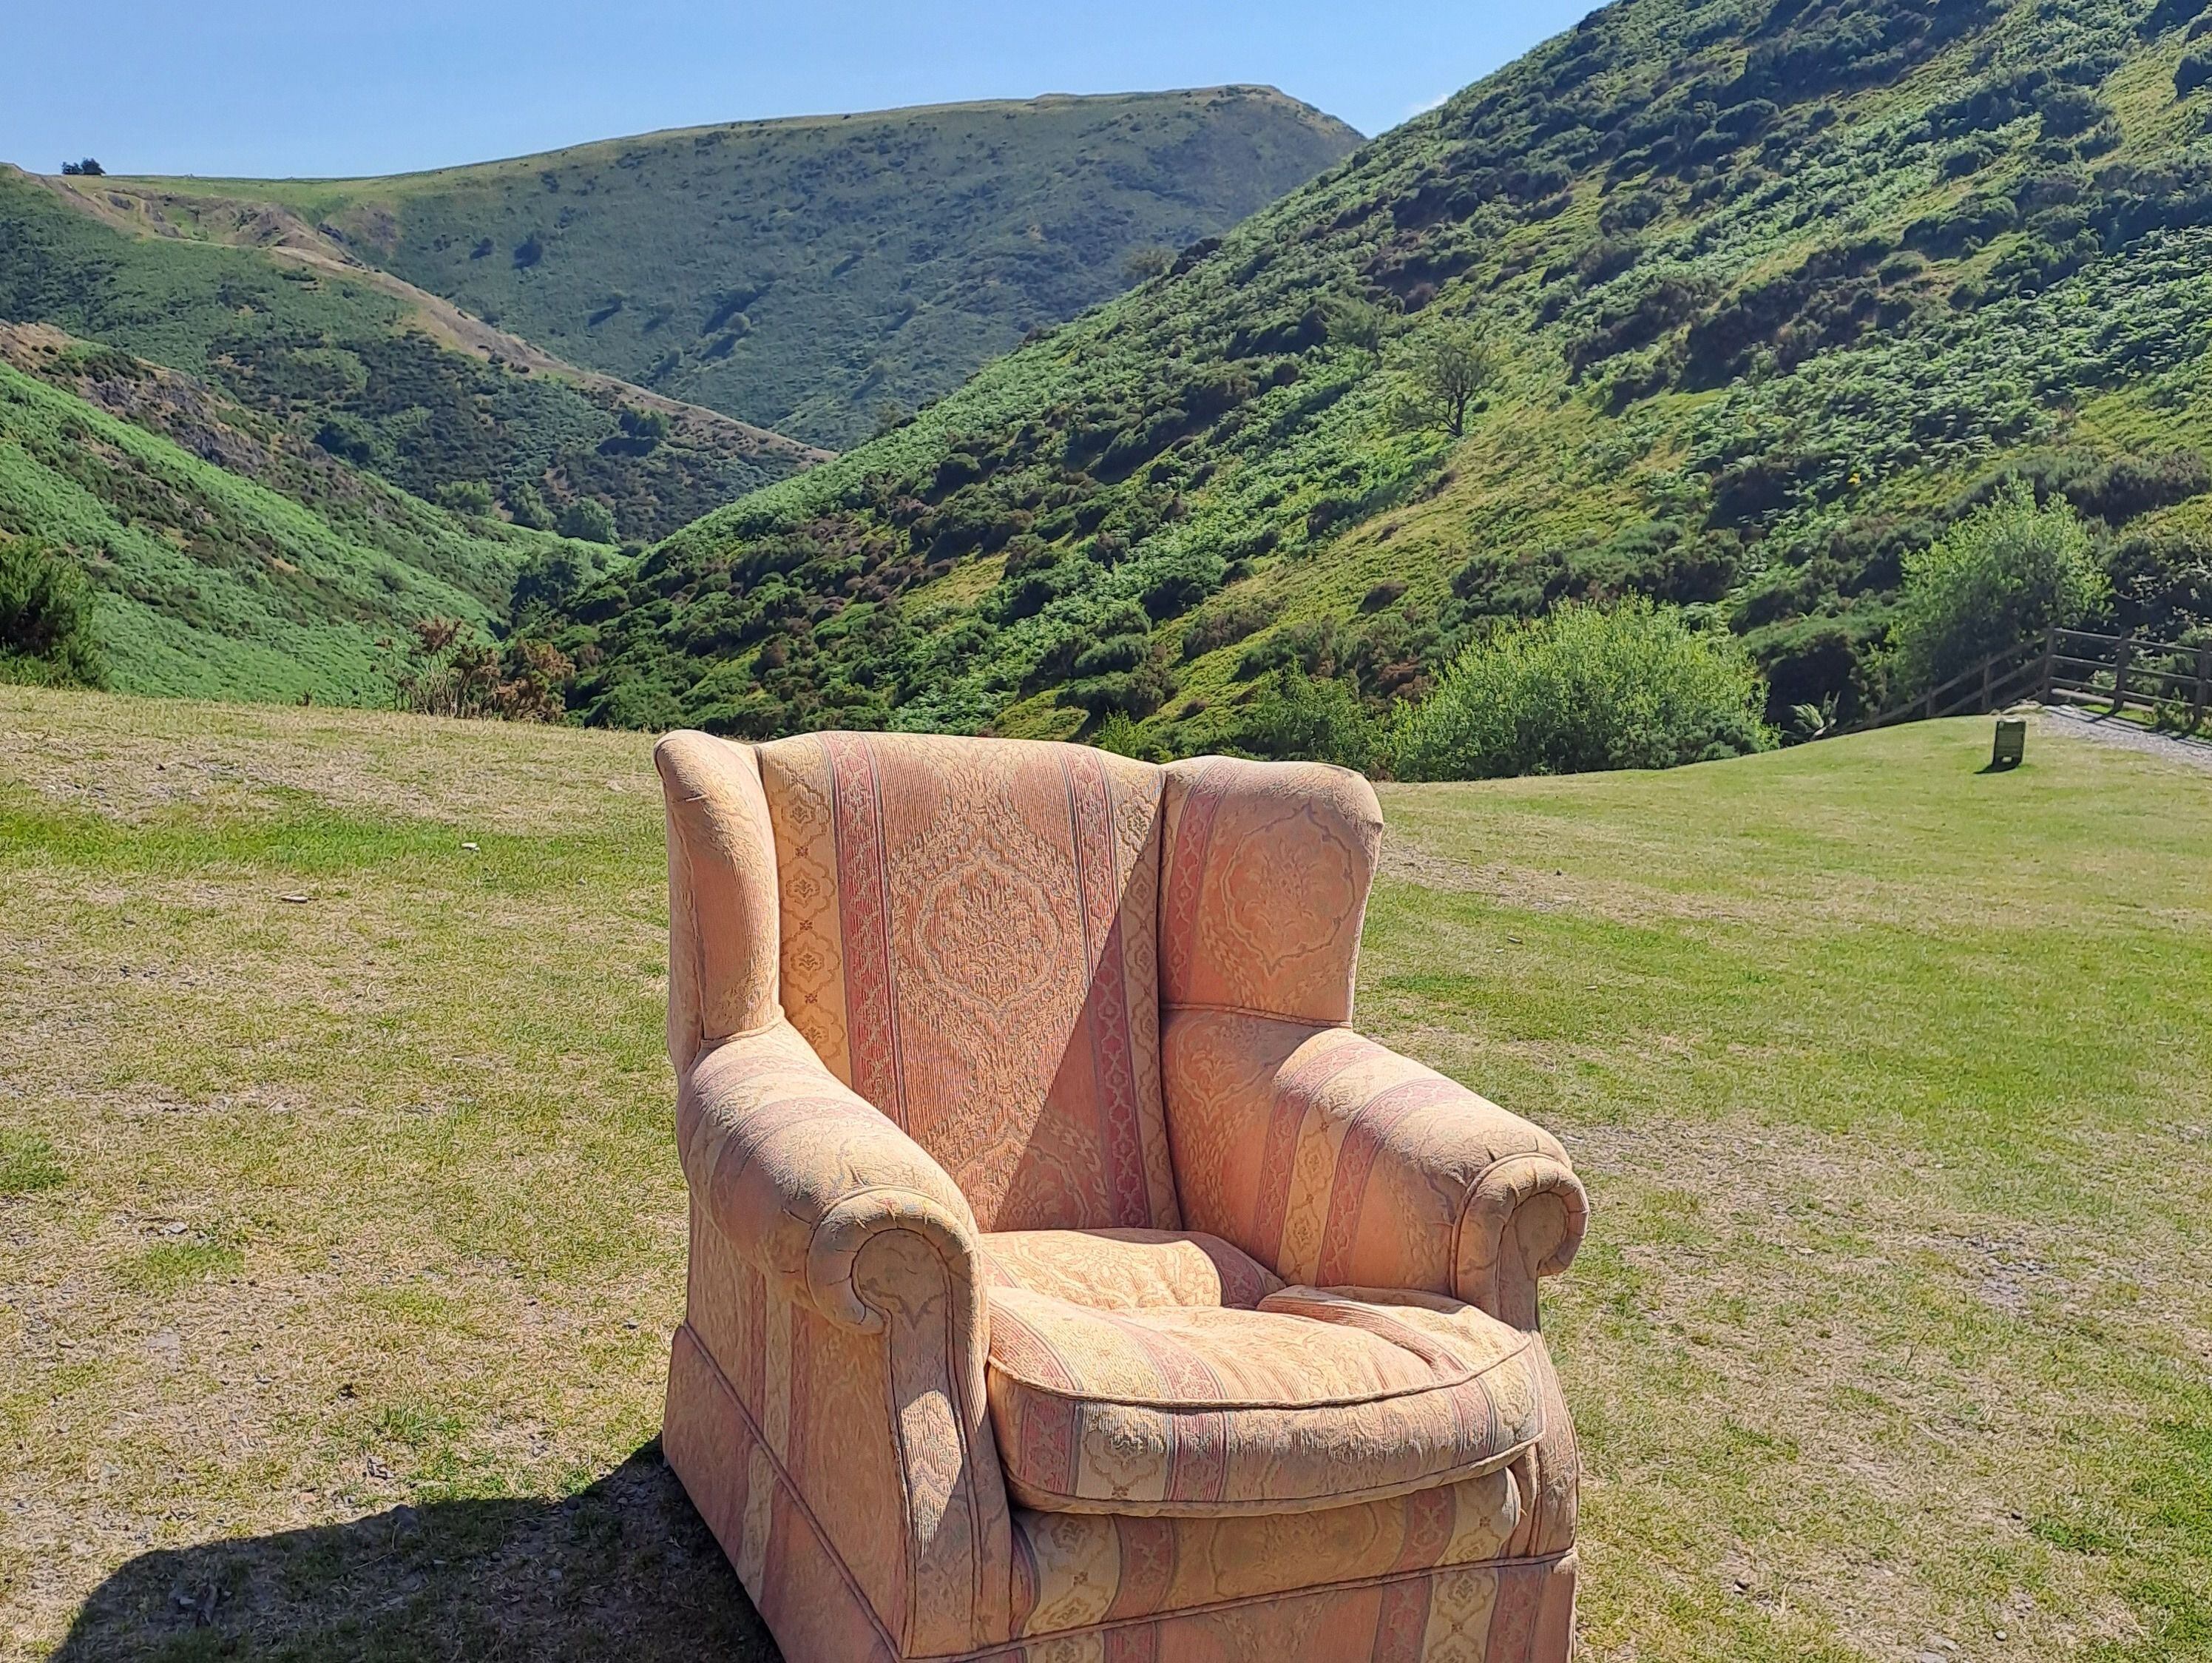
2037;706;2212;773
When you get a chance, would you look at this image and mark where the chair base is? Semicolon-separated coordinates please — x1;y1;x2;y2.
665;1323;1577;1662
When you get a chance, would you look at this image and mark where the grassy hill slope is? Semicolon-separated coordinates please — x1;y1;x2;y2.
0;166;817;544
549;0;2212;743
110;89;1361;449
4;695;2206;1663
0;344;589;702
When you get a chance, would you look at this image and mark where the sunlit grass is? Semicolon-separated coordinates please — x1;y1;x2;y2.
2;686;2206;1662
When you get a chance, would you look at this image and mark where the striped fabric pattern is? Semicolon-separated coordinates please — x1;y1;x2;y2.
1163;1010;1585;1312
1010;1463;1521;1636
990;1551;1575;1662
982;1227;1285;1312
1160;755;1384;1025
757;731;1177;1234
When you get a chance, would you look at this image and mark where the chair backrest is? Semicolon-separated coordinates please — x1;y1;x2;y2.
753;731;1181;1234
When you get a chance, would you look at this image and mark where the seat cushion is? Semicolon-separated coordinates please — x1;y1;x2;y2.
982;1229;1545;1517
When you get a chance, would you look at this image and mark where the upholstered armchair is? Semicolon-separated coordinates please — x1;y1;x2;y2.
655;730;1587;1663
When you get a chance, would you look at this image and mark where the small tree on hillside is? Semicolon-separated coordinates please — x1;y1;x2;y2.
1887;479;2109;696
0;538;106;688
1391;320;1499;439
1323;294;1388;360
61;158;105;178
1122;245;1176;284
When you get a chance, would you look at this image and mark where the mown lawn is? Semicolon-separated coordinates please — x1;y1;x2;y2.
2;687;2207;1662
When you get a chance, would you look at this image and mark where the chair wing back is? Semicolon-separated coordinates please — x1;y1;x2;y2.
1160;756;1384;1024
657;732;782;1073
751;730;1180;1234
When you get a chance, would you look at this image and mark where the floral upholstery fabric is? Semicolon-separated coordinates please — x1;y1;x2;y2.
987;1277;1545;1517
755;731;1180;1235
982;1227;1285;1311
653;730;1587;1663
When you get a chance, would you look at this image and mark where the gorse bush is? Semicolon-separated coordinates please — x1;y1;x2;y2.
1388;600;1773;781
0;538;105;689
1887;480;2109;696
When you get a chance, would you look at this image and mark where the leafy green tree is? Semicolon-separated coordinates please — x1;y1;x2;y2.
1390;599;1773;780
504;482;555;531
1887;480;2109;696
1392;321;1498;438
1323;294;1387;358
557;497;619;545
510;544;604;618
0;539;106;688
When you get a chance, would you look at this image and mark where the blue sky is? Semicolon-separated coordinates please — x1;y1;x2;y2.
5;1;1600;180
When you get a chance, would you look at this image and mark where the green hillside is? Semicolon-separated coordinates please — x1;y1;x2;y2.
546;0;2212;744
0;345;587;702
0;166;816;544
113;89;1361;449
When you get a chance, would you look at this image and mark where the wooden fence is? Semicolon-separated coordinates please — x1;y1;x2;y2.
1860;627;2212;735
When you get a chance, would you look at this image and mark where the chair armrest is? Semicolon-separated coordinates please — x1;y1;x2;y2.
1164;1009;1587;1329
677;1016;985;1332
674;1018;1015;1655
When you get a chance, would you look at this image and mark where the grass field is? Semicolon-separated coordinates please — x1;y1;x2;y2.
2;689;2208;1662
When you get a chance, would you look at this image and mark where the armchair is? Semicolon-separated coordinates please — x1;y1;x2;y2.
655;731;1586;1662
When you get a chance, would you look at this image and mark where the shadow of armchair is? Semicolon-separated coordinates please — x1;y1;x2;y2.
55;1442;779;1662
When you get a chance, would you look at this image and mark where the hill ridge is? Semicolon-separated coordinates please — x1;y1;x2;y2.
63;87;1362;448
94;86;1356;190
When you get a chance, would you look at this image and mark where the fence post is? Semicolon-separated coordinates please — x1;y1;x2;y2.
1981;656;1994;713
2111;635;2133;715
2192;646;2211;737
2041;625;2057;701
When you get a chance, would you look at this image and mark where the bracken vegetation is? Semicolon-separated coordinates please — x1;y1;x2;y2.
538;0;2212;763
0;353;578;701
0;167;809;544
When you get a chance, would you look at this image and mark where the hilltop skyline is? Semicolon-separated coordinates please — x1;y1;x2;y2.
6;0;1597;178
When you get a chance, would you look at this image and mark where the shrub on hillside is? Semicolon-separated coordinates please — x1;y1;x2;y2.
1389;600;1773;780
1228;669;1382;772
434;479;496;516
1887;480;2108;695
557;498;619;545
396;618;572;722
0;539;106;689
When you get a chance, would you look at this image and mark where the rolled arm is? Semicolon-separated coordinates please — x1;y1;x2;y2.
677;1016;985;1332
1163;1008;1586;1329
